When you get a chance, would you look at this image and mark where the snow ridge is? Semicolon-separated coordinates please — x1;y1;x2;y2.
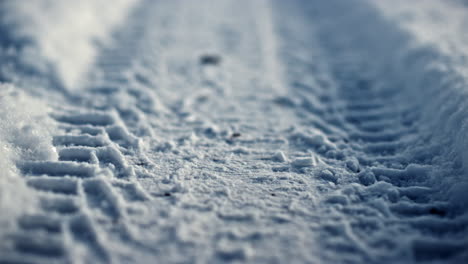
0;0;139;90
0;85;57;255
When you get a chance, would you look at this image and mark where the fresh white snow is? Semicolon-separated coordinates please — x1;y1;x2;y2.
0;84;57;253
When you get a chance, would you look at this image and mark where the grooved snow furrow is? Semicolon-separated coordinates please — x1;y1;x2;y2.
3;113;150;263
4;105;151;261
275;0;468;262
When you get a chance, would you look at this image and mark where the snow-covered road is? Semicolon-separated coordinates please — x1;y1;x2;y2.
1;0;467;263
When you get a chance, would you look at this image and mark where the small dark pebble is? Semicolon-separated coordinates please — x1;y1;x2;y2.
429;207;446;216
231;132;241;138
200;54;222;65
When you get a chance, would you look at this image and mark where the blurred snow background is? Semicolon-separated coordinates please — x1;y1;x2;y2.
0;0;138;90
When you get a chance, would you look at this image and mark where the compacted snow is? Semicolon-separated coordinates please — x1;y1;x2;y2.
0;0;467;263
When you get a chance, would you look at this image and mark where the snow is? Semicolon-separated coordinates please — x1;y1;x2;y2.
0;84;56;250
357;170;376;186
358;1;468;169
272;151;288;162
367;0;468;215
291;156;317;168
0;86;57;161
1;0;139;90
1;0;468;263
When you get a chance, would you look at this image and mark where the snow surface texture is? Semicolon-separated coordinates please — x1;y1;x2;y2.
0;0;138;90
0;85;57;255
0;0;468;263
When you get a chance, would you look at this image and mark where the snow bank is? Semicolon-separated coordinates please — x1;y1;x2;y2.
0;84;57;242
1;0;139;90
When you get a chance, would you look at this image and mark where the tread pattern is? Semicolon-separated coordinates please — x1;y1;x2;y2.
0;2;161;262
3;96;151;262
276;0;468;262
1;0;467;263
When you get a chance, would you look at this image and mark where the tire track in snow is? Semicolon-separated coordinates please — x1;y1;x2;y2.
2;107;153;263
81;0;327;262
274;0;468;262
1;2;159;262
2;0;467;263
